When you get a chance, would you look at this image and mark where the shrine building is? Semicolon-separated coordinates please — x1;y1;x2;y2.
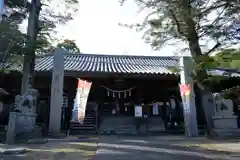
0;49;239;135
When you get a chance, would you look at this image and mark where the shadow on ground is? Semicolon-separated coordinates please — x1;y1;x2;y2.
1;135;240;160
93;135;240;160
0;136;98;160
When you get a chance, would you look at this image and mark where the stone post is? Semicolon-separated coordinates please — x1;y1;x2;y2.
49;48;65;135
5;112;17;144
180;56;199;137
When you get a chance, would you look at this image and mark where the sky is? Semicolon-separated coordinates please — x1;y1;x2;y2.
56;0;186;56
18;0;239;56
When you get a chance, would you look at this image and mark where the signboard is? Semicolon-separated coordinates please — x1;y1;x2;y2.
71;79;92;123
134;105;142;117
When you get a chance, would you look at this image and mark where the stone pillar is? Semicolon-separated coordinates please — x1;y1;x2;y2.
49;48;65;135
180;56;199;137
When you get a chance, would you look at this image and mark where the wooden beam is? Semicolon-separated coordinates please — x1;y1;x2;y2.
63;71;179;80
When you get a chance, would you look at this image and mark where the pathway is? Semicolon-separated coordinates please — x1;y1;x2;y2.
0;136;98;160
1;135;240;160
94;135;240;160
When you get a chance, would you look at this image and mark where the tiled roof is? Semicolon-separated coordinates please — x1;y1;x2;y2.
2;54;240;77
34;54;179;75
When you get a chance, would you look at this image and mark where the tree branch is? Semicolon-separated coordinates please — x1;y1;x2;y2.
169;9;185;37
205;42;221;55
198;1;228;18
199;5;227;38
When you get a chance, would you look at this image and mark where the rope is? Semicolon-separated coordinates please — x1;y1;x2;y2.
101;85;136;93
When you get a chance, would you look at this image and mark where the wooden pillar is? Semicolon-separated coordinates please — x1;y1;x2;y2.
180;56;199;137
49;48;65;135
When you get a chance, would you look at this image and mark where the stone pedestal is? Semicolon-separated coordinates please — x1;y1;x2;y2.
5;112;17;144
212;115;239;137
5;88;39;144
212;94;239;137
213;115;237;129
16;112;37;134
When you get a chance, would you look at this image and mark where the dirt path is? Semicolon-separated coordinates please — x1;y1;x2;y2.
0;136;98;160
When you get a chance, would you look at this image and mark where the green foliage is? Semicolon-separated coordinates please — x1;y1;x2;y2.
213;49;240;68
0;0;79;64
57;39;80;53
221;85;240;99
121;0;239;88
5;0;28;10
167;49;240;88
120;0;239;55
0;16;26;59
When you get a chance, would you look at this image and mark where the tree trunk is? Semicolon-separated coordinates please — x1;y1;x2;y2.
21;0;41;95
195;82;215;136
187;32;215;135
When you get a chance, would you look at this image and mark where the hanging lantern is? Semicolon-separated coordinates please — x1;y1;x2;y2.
107;90;110;96
129;90;131;96
118;92;121;98
112;92;115;98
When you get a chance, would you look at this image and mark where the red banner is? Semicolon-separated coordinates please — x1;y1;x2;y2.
72;79;92;123
179;84;191;97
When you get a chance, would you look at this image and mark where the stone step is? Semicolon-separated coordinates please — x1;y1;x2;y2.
71;123;96;127
84;117;96;119
115;129;136;133
70;129;97;134
99;117;167;135
117;131;137;134
71;126;96;130
100;126;135;130
69;115;97;134
71;122;96;126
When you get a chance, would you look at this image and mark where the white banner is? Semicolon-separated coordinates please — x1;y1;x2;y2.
0;0;4;21
71;79;92;123
135;105;142;117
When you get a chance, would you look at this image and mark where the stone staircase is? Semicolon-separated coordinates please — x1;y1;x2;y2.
99;116;136;135
98;116;183;135
69;114;97;134
148;117;166;132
